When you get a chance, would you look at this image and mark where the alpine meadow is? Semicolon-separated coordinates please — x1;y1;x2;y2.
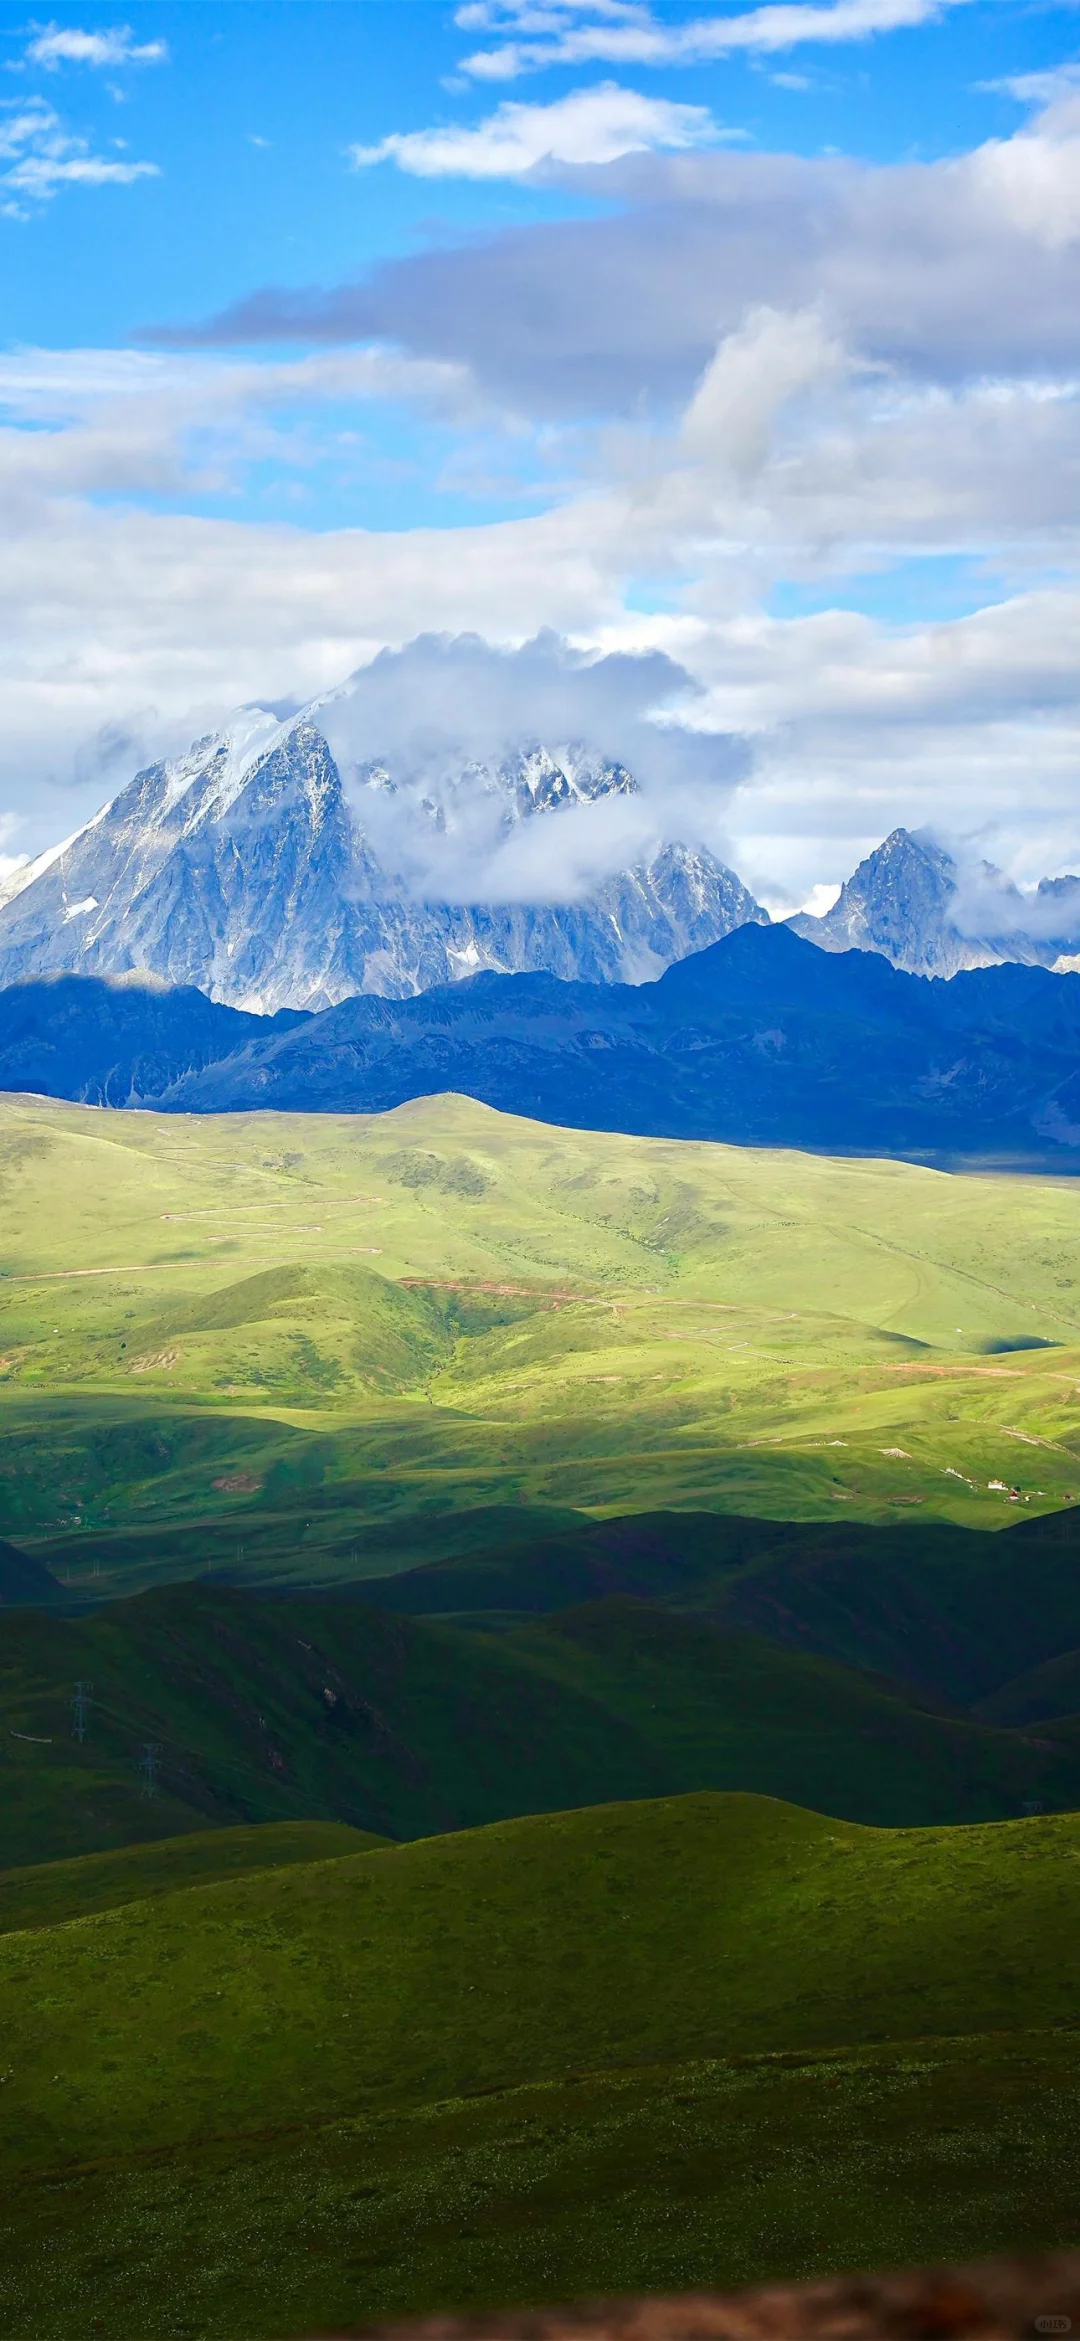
5;1;1080;2336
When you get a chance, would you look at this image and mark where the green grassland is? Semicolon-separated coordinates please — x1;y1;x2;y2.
0;1821;385;1933
7;1095;1080;2338
3;1791;1080;2337
0;1091;1079;1593
6;1580;1080;1866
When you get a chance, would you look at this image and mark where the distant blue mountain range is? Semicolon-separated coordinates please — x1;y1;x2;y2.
3;923;1080;1166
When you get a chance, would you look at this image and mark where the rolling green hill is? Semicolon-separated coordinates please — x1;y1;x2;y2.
345;1501;1080;1705
11;1789;1080;2167
975;1649;1080;1725
3;1791;1080;2338
0;1579;1077;1868
504;1599;1079;1824
0;1820;385;1934
0;1092;1078;1597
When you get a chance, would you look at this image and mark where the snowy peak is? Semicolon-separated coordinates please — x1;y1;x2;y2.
0;709;764;1012
352;740;637;837
789;829;977;976
505;744;637;821
789;828;1080;978
108;709;330;841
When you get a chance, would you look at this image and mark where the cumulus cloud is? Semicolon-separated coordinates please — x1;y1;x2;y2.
963;87;1080;250
6;457;1080;893
678;305;846;476
699;587;1080;898
455;0;975;79
350;81;727;177
21;22;168;69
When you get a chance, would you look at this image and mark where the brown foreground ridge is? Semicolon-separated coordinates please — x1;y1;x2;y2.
330;2257;1080;2340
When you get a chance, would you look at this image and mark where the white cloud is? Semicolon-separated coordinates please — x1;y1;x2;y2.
315;630;745;901
198;86;1080;421
6;314;1080;895
798;880;843;915
0;94;157;204
962;90;1080;249
679;306;846;475
350;81;726;177
0;343;483;509
456;0;975;79
22;23;167;70
8;82;1080;898
979;65;1080;107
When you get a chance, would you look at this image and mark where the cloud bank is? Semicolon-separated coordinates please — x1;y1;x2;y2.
6;63;1080;902
183;89;1080;413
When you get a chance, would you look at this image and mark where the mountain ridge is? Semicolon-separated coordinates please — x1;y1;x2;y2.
4;920;1080;1162
0;712;764;1012
6;691;1080;1008
790;827;1080;977
154;919;1080;1161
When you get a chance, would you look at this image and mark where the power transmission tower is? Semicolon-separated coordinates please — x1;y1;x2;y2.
138;1742;161;1799
71;1681;93;1742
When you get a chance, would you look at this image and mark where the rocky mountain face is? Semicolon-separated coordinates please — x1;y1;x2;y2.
789;829;1080;978
0;713;765;1012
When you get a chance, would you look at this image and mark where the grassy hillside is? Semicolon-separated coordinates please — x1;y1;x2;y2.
975;1649;1080;1725
0;1819;383;1933
0;1092;1077;1594
346;1501;1080;1705
3;2030;1077;2340
10;1789;1080;2168
3;1792;1080;2336
0;1580;1076;1866
505;1599;1079;1825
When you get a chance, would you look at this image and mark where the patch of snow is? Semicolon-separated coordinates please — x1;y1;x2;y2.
160;706;295;825
0;828;84;907
62;896;98;922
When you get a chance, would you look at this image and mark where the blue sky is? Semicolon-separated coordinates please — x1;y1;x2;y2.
3;0;1080;902
1;3;1070;353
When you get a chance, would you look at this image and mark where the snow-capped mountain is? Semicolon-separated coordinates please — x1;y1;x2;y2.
0;710;765;1011
789;829;1080;978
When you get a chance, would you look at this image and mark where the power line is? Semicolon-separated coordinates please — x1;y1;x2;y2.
138;1742;161;1799
71;1681;92;1743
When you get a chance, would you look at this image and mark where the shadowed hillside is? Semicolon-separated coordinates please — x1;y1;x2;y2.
4;1791;1080;2337
0;1578;1079;1866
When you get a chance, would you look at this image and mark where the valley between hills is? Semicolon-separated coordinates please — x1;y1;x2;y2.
3;1088;1080;2337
